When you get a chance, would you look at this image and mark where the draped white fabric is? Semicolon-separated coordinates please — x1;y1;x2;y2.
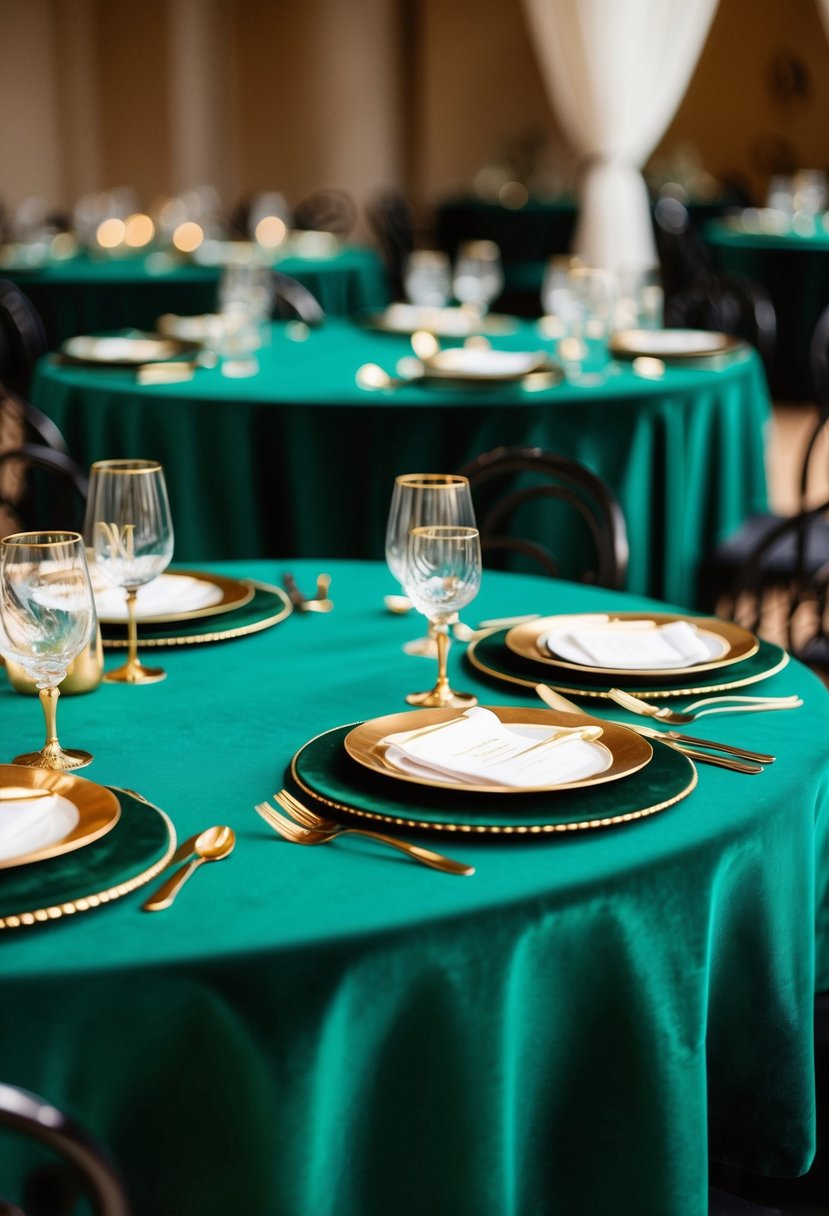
817;0;829;43
521;0;719;270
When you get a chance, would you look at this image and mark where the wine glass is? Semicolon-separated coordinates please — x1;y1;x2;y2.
452;240;504;320
84;459;174;684
0;531;96;769
402;525;482;707
385;473;476;656
403;251;452;309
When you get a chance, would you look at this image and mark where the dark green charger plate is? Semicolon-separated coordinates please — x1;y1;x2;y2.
288;723;697;835
466;628;789;700
0;788;175;929
102;580;292;649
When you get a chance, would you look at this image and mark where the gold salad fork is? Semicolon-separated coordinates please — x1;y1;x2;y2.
255;791;475;876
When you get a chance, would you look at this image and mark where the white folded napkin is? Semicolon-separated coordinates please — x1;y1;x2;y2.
92;573;224;622
541;615;714;670
0;793;77;862
381;706;605;788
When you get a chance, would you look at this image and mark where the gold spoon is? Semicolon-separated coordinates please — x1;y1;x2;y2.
142;825;235;912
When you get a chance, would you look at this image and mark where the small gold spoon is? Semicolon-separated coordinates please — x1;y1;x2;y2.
142;825;235;912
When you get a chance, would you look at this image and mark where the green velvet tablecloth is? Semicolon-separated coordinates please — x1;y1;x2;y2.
31;321;770;609
705;219;829;401
0;560;826;1216
3;246;389;343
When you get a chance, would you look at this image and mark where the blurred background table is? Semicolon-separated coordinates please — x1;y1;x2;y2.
0;559;825;1216
704;218;829;402
31;321;770;608
1;245;389;345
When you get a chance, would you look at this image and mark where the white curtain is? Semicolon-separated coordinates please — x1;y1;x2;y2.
521;0;719;270
817;0;829;43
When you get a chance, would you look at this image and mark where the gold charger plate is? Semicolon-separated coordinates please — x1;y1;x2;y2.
506;612;759;679
102;579;292;648
609;328;742;361
364;304;518;337
421;347;558;386
96;570;255;625
0;765;120;869
59;331;200;366
343;706;652;794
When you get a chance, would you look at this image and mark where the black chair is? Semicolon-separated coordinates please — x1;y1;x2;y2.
653;196;714;301
0;1082;130;1215
270;271;325;327
365;188;416;301
697;303;829;617
0;444;88;536
457;445;629;589
665;270;777;375
0;385;69;456
292;188;356;237
0;281;48;398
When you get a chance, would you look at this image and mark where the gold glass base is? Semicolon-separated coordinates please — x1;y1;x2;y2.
405;687;478;708
13;744;93;771
105;660;166;684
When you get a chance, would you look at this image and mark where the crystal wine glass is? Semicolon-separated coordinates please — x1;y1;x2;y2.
402;525;482;707
0;531;96;769
385;473;476;656
84;459;174;684
452;240;504;320
403;250;452;309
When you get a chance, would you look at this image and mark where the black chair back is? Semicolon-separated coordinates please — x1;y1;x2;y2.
457;445;629;589
270;272;325;327
292;189;356;236
0;1082;130;1216
665;270;777;374
0;281;48;397
652;197;713;300
0;443;88;537
365;189;415;301
0;384;69;455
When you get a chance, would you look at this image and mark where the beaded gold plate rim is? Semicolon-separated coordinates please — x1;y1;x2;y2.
102;580;292;648
0;788;176;930
289;725;697;835
466;632;790;700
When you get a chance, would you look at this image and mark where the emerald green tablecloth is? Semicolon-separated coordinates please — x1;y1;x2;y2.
705;219;829;401
3;246;389;344
31;321;770;609
0;561;826;1216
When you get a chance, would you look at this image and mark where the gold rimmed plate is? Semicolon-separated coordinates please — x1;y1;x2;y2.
95;570;255;625
421;347;559;386
101;579;292;648
609;328;742;361
0;765;120;870
466;627;789;700
59;331;200;366
506;613;759;679
289;722;696;835
343;707;652;794
363;304;518;338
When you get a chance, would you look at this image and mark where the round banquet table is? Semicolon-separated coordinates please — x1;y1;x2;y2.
3;245;389;344
30;320;771;610
705;218;829;401
0;559;826;1216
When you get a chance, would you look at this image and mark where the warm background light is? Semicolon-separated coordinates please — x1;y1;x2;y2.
254;215;287;248
124;213;155;248
96;217;125;248
172;221;204;253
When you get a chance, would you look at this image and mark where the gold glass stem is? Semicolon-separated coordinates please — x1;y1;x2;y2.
38;686;63;765
126;587;140;672
433;624;451;697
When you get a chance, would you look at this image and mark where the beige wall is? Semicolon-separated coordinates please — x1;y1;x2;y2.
2;0;829;224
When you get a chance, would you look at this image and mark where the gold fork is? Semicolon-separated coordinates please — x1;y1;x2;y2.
255;792;475;876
